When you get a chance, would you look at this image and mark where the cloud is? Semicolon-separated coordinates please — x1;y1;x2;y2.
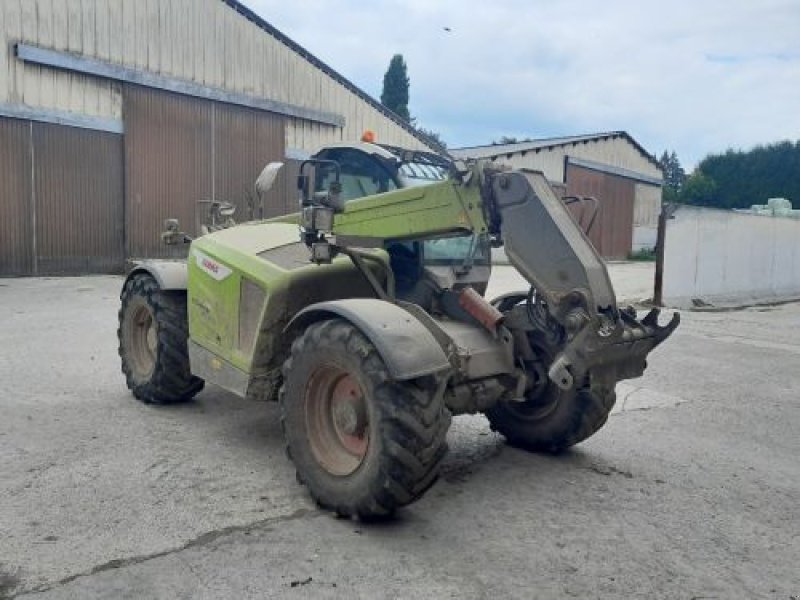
245;0;800;168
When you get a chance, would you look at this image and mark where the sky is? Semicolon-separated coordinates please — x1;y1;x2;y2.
245;0;800;169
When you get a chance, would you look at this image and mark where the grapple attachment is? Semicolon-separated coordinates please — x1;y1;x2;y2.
485;169;680;390
547;306;680;391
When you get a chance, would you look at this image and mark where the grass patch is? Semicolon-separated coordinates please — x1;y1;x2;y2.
628;248;656;262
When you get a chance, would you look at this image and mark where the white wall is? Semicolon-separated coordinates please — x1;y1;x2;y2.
634;183;661;227
632;182;661;250
663;206;800;307
632;226;657;252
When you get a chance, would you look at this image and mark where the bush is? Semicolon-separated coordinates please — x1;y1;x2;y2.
628;248;656;261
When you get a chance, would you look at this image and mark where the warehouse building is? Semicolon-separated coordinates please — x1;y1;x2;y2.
451;132;663;259
0;0;433;276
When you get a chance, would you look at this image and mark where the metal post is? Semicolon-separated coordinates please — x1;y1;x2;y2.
653;204;676;307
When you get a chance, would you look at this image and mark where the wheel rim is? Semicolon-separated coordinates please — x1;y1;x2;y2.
305;365;370;476
126;301;157;380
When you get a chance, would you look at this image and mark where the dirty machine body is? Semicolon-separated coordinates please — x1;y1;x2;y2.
118;142;677;518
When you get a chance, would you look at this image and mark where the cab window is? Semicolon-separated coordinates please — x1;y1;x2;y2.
314;148;398;202
424;234;491;266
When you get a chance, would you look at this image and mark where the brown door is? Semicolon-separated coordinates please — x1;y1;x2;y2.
0;118;33;275
123;85;214;259
0;118;124;276
32;123;125;274
565;162;635;259
213;102;287;219
123;85;286;259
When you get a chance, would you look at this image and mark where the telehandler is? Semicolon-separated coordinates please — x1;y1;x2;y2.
118;140;678;518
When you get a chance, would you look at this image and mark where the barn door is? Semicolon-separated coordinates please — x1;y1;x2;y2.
0;117;124;276
32;123;125;274
565;162;635;259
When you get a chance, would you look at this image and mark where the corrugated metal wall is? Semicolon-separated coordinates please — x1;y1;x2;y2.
274;159;302;216
0;116;124;276
0;117;33;275
0;0;123;121
1;0;429;153
484;138;662;183
213;102;287;219
124;85;286;259
32;123;124;273
1;0;440;274
123;85;213;259
566;163;635;259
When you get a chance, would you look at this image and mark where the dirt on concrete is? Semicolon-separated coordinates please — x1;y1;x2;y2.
0;273;798;599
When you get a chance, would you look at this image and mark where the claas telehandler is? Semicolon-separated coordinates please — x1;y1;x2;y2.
118;141;678;518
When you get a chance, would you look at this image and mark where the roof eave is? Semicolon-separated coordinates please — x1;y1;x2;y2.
220;0;434;151
453;131;660;170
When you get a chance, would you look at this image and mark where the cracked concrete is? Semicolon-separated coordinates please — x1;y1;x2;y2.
612;383;688;414
10;509;320;598
1;273;799;599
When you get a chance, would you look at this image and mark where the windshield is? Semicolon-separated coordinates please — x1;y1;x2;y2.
397;162;488;265
398;162;449;187
424;234;490;265
313;148;398;201
312;146;489;266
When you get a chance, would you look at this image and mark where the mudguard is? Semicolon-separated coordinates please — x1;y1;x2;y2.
285;298;451;381
123;260;188;291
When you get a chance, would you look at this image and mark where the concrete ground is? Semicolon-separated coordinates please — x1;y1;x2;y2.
1;267;798;599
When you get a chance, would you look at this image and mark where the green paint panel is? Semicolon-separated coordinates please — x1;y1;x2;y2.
187;222;384;376
185;167;491;391
333;179;488;242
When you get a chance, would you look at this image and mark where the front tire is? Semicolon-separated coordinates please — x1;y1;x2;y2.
118;274;204;404
280;318;450;519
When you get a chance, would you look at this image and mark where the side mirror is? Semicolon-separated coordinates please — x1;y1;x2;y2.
297;173;310;197
255;162;284;196
297;158;341;208
161;218;192;245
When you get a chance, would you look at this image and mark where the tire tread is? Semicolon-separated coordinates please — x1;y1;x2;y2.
118;274;203;404
279;318;450;518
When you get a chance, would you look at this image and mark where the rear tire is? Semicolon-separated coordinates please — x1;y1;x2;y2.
118;274;204;404
486;380;615;453
280;318;450;519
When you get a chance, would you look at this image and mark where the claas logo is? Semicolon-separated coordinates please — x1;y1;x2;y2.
202;258;219;274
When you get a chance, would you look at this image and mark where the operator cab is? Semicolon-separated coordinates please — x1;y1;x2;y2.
309;142;491;309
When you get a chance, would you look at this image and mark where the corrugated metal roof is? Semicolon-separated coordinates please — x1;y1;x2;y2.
221;0;433;151
450;131;660;169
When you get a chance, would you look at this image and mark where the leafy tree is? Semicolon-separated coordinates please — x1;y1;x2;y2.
658;150;686;203
379;57;445;153
695;141;800;209
662;185;680;204
663;140;800;209
381;54;410;122
415;127;448;152
680;172;718;206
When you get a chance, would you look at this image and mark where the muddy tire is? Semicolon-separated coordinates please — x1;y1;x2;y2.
485;380;616;453
118;274;204;404
280;318;450;519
